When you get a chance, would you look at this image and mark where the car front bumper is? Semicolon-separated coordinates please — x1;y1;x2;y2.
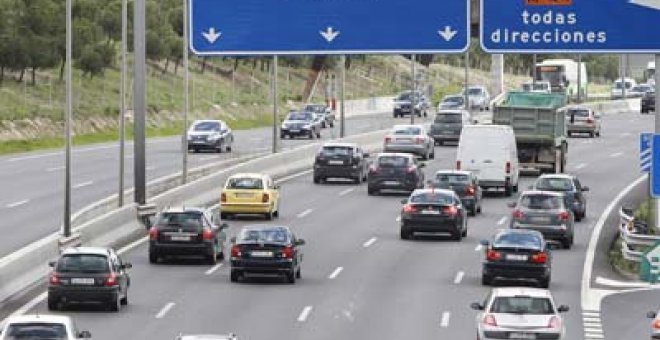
281;128;313;136
478;326;562;340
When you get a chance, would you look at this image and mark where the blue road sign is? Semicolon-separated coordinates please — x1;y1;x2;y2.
481;0;660;53
641;133;653;173
652;135;660;198
189;0;470;56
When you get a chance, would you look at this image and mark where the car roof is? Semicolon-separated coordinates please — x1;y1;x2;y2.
538;174;575;180
228;173;267;180
160;206;206;214
377;152;414;159
442;94;463;99
495;228;544;239
61;247;112;257
491;287;553;299
392;124;424;129
192;119;224;124
435;170;472;176
411;188;455;196
321;142;357;148
565;106;591;111
5;314;73;325
520;190;564;197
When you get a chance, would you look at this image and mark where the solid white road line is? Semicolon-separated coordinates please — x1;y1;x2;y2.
338;188;354;196
155;302;176;319
453;271;465;284
297;306;313;322
46;166;65;172
199;156;220;161
609;151;623;158
475;244;483;252
328;267;344;280
363;237;377;248
440;311;451;327
497;216;507;225
73;181;94;189
5;200;29;208
205;263;223;275
297;209;313;218
595;276;658;288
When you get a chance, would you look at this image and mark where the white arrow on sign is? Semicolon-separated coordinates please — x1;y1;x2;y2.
320;27;340;43
438;26;457;42
202;27;222;44
630;0;660;10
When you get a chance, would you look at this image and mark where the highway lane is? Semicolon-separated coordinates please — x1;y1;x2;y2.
18;111;650;339
0;113;410;258
600;288;657;339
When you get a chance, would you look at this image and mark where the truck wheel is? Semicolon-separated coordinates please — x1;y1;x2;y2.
504;185;512;197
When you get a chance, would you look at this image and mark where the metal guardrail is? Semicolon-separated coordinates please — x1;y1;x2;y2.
619;207;660;262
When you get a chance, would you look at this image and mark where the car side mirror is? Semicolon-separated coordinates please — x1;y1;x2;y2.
470;302;484;311
220;223;229;230
419;163;426;168
472;119;479;124
122;262;132;269
363;153;370;158
296;239;306;246
507;202;516;208
480;240;490;246
230;236;237;243
648;311;657;319
557;305;569;313
48;260;56;268
582;186;590;192
78;331;92;338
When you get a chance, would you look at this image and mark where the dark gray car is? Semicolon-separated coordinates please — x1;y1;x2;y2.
508;191;575;249
303;104;334;128
429;110;470;146
280;111;321;139
532;174;588;221
429;170;482;216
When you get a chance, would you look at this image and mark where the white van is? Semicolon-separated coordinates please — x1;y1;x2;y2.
456;125;519;196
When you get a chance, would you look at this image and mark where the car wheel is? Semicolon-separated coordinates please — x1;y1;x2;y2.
296;267;302;279
313;176;321;184
207;247;218;265
286;269;296;284
567;131;572;137
469;207;477;217
220;212;229;220
321;121;326;128
264;211;274;220
563;236;573;249
596;130;601;137
575;213;583;222
513;183;519;193
452;229;462;241
589;132;595;138
368;187;378;196
309;132;314;139
47;297;59;311
226;143;232;152
109;292;121;312
429;150;435;159
230;270;240;282
149;251;158;264
539;277;550;289
400;228;412;240
280;134;286;139
462;222;468;237
504;185;513;197
316;132;321;138
120;289;129;306
481;274;492;286
216;142;224;153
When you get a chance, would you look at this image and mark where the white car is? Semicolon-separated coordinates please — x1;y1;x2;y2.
0;314;91;339
610;77;637;99
471;287;569;340
462;85;491;110
522;81;552;94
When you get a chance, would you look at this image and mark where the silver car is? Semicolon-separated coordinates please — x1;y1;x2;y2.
186;120;234;153
437;95;466;110
565;106;602;138
463;85;491;110
508;191;575;249
646;310;660;339
471;287;568;340
383;124;435;160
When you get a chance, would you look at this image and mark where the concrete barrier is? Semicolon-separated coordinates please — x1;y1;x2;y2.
342;96;395;117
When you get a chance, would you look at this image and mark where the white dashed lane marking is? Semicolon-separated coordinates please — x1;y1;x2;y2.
297;306;313;322
328;267;344;280
297;209;313;218
5;199;29;208
363;237;377;248
155;302;176;319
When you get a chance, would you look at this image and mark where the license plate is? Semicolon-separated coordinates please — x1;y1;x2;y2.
289;129;300;133
421;210;440;215
383;181;399;186
509;332;536;340
235;193;254;198
328;160;344;165
193;140;205;144
505;254;529;261
71;278;95;285
170;236;191;242
442;131;454;135
530;216;551;223
251;251;273;258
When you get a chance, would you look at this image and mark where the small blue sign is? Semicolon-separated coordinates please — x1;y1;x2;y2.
189;0;470;56
652;135;660;198
481;0;660;53
641;133;653;173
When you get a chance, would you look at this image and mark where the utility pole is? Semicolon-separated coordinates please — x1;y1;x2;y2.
340;55;346;138
272;55;278;153
464;51;470;112
655;54;660;230
133;0;146;205
118;0;127;207
182;0;190;183
63;0;73;237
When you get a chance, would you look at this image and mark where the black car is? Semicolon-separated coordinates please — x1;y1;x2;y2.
429;170;482;216
642;90;656;114
313;142;370;184
280;111;321;139
481;229;552;288
303;104;334;128
47;247;131;312
148;207;228;264
393;91;430;118
230;225;305;284
399;188;468;241
367;153;425;195
429;110;470;146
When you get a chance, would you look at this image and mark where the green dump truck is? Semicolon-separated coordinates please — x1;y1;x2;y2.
492;91;568;174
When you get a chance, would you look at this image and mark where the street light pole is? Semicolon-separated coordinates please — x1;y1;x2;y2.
133;0;147;205
340;55;346;138
63;0;73;237
655;54;660;230
182;0;190;183
272;55;278;154
118;0;127;207
464;51;469;112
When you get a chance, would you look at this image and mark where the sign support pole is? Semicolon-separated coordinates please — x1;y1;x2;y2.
655;54;660;230
577;54;582;103
410;54;416;125
182;0;190;183
118;0;127;207
464;51;469;112
63;0;72;237
532;54;537;88
340;55;346;138
133;0;147;205
272;55;278;154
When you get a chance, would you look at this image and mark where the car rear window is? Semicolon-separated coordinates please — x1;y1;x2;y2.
227;177;263;190
434;113;462;123
6;323;67;339
304;105;325;113
57;254;109;273
520;194;562;210
392;126;421;135
156;212;203;229
490;296;555;315
443;96;463;104
237;228;290;244
435;173;469;184
493;232;542;249
409;192;454;204
378;156;409;167
321;146;353;156
193;121;221;131
467;88;483;95
535;178;574;192
566;109;589;117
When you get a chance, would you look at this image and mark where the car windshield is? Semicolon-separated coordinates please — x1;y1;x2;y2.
288;113;312;121
535;178;574;192
193;121;221;131
303;105;325;113
434;113;462;124
392;126;421;135
156;212;203;229
490;296;555;315
435;173;469;185
409;192;453;204
378;156;409;168
614;81;633;89
520;194;562;210
6;323;68;339
321;146;353;156
237;228;290;244
443;96;463;104
467;88;483;96
397;93;413;101
633;86;649;92
227;177;263;190
57;254;109;273
566;109;589;117
493;232;543;250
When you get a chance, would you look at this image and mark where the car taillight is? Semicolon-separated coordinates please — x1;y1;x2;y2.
505;161;511;174
486;249;502;261
512;209;524;220
231;245;242;258
385;137;391;144
442;206;458;217
559;211;570;221
49;272;61;285
547;316;561;329
653;319;660;329
465;185;475;196
202;228;214;241
403;204;418;213
105;273;118;287
483;314;497;326
369;165;379;174
532;251;548;264
586;117;594;124
282;246;294;259
220;193;227;202
406;166;417;173
148;227;159;240
262;193;269;203
456;160;461;170
415;137;424;144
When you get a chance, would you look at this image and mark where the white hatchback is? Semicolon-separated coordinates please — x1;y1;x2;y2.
471;287;568;340
0;314;91;340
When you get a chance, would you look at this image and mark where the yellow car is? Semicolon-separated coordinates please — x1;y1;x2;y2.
220;173;280;220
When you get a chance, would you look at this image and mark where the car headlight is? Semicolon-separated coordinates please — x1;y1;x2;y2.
208;133;222;141
303;124;311;129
